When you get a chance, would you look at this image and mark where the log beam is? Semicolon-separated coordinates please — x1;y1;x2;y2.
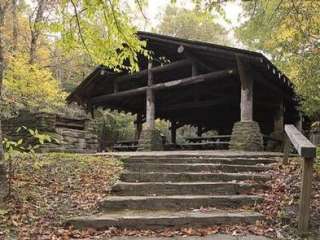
116;59;192;83
90;69;236;105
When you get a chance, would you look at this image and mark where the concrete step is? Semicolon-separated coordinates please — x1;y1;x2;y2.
125;163;272;173
112;181;268;196
121;172;271;182
66;209;263;230
123;157;277;165
99;195;263;211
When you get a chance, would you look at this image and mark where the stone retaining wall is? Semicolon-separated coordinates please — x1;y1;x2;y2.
2;111;98;153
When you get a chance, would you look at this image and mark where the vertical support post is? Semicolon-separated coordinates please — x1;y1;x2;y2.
197;126;202;137
283;134;289;165
274;99;284;133
298;157;314;233
296;112;303;132
113;80;119;93
146;61;155;130
134;113;143;140
171;121;177;144
230;56;263;151
236;56;253;122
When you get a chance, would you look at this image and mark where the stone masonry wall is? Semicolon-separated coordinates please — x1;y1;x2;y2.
2;111;98;153
229;121;264;151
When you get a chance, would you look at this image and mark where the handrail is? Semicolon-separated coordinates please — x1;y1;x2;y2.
283;124;316;233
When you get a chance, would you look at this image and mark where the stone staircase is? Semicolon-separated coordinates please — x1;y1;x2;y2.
66;153;279;230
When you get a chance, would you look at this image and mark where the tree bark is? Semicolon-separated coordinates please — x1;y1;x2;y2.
29;0;46;64
0;1;10;199
11;0;18;52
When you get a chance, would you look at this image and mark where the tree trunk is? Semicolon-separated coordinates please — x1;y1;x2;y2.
11;0;18;52
0;1;10;199
29;0;46;64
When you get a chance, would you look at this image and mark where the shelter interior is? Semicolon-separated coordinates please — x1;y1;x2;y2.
67;32;300;151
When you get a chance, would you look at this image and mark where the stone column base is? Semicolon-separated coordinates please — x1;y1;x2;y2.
138;129;164;151
229;121;263;151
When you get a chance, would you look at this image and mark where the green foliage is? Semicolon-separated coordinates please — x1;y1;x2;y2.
51;0;148;72
2;55;67;117
157;5;230;45
92;109;135;150
236;0;320;119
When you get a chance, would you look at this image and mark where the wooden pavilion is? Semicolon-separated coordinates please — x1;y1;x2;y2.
67;32;300;151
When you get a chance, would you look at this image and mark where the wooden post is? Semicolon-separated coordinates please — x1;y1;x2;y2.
113;80;119;93
298;157;314;233
274;100;284;133
146;61;155;130
284;124;316;233
283;134;289;165
236;56;253;122
296;112;303;132
171;121;177;144
135;113;143;140
197;126;202;137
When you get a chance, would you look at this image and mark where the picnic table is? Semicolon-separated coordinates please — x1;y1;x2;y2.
186;135;231;143
113;140;138;151
183;135;231;150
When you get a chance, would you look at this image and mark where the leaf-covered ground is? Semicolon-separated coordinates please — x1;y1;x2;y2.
0;153;123;239
0;154;319;239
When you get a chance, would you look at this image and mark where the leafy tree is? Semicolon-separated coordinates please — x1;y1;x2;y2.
2;54;67;117
52;0;148;72
157;5;230;45
236;0;320;119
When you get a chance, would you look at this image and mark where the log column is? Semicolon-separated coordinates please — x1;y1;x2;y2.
138;61;163;151
134;113;143;141
146;62;155;130
268;100;284;151
171;121;177;144
229;56;263;151
197;126;203;137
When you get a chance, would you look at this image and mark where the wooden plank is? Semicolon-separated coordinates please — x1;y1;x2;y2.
90;69;236;105
284;125;316;158
298;157;313;233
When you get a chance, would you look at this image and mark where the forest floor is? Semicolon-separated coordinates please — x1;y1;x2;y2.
0;153;319;240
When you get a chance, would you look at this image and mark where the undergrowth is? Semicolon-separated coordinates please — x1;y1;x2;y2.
0;153;123;239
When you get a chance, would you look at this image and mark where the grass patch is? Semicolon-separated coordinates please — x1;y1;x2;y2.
0;153;123;239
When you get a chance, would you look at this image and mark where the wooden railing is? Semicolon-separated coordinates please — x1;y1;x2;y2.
283;124;317;233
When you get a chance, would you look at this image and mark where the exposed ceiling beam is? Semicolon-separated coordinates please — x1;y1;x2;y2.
115;58;192;83
90;69;236;105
